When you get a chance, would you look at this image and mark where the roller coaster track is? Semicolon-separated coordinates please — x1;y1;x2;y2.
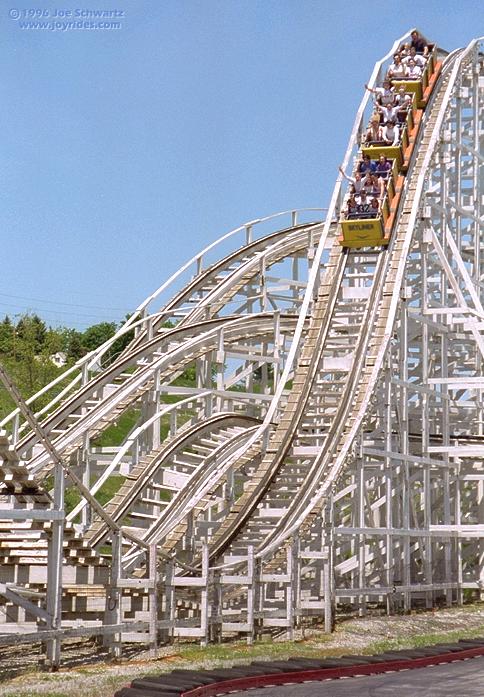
255;42;474;563
22;312;302;475
0;216;324;445
129;220;325;335
0;31;483;667
134;39;461;570
164;45;450;567
84;413;262;548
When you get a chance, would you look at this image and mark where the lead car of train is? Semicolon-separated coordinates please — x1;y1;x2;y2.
339;39;442;249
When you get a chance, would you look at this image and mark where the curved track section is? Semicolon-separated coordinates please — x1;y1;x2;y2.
0;215;324;444
84;413;261;549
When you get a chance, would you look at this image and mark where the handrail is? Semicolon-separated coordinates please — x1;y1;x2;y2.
116;208;327;328
0;310;189;433
67;394;262;524
258;39;482;560
140;424;262;549
0;209;325;433
88;209;326;366
25;312;298;473
262;239;388;556
120;422;263;570
66;391;211;521
194;31;418;573
16;223;316;450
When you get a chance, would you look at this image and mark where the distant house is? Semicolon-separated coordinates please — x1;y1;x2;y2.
50;351;67;367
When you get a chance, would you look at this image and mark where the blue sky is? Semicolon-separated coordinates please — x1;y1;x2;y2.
1;0;482;328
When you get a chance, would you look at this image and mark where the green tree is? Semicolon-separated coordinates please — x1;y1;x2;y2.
15;315;46;391
110;314;135;360
64;328;86;361
16;314;46;353
0;316;14;355
81;322;117;352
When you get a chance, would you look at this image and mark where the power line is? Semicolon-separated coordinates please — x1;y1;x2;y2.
0;300;124;322
0;290;130;313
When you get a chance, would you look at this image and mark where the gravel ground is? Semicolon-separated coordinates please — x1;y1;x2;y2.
1;605;484;697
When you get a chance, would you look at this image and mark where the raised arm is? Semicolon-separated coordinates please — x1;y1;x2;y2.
338;165;354;183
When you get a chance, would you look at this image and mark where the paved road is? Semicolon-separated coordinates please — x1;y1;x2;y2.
230;655;484;696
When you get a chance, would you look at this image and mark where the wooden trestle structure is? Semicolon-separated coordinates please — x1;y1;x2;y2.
0;31;483;669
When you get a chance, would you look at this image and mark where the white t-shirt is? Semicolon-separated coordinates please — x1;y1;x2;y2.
374;87;395;106
406;65;423;80
382;124;399;145
388;62;407;79
379;105;400;122
403;53;426;69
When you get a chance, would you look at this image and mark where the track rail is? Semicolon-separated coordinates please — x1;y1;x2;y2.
0;218;323;441
22;312;300;473
257;43;467;561
152;40;461;573
85;413;261;549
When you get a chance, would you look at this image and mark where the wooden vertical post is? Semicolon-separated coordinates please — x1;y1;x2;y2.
200;544;209;646
286;538;299;640
247;546;255;645
105;531;122;659
324;497;335;633
160;559;174;644
149;543;158;657
81;431;91;529
255;557;263;642
216;328;225;413
357;458;366;617
383;358;394;616
399;293;411;612
438;148;453;608
45;458;65;670
210;568;221;644
292;535;301;632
